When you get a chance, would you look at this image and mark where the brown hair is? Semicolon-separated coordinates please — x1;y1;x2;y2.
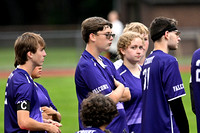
81;16;112;43
14;32;46;67
80;93;118;128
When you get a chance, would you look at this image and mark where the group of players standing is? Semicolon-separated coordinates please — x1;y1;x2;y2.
75;16;200;133
3;14;200;133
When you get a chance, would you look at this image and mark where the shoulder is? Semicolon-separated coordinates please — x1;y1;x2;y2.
153;51;177;64
114;59;123;70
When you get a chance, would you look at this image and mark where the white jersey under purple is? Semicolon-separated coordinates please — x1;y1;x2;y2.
75;50;129;133
4;68;44;133
191;48;200;133
116;64;142;133
141;50;186;133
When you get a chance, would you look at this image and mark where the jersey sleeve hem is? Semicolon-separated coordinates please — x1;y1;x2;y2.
168;94;186;101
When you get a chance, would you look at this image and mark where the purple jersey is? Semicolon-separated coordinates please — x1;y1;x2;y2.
76;127;105;133
141;50;186;133
191;48;200;133
4;68;44;133
34;82;57;111
75;50;129;133
117;64;142;133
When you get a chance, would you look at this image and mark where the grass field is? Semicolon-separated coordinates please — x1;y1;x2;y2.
0;72;197;132
0;47;197;132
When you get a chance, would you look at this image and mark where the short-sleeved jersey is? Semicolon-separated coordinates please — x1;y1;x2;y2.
75;50;129;133
117;64;142;133
76;127;105;133
4;68;44;133
34;82;57;111
191;48;200;133
140;50;186;133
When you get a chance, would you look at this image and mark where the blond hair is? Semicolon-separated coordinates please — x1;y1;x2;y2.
123;22;149;35
117;31;143;59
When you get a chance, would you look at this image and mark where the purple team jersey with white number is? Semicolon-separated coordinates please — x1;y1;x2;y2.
4;68;44;133
141;50;186;133
75;50;129;133
117;64;142;133
191;48;200;133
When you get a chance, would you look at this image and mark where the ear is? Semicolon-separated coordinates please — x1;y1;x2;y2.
27;51;33;59
164;31;169;40
89;33;96;42
120;48;126;55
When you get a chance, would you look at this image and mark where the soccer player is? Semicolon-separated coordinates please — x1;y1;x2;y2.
116;31;144;133
75;16;131;133
190;48;200;133
31;66;62;126
140;17;189;133
76;93;118;133
114;22;149;69
4;32;61;133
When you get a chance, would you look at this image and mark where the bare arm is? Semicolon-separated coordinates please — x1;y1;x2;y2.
17;110;61;133
119;87;131;102
41;106;61;122
108;79;125;103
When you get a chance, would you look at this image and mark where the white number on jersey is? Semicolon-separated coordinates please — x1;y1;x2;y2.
196;60;200;82
4;91;7;105
143;67;150;90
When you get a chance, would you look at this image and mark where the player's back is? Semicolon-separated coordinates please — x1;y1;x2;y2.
141;50;182;133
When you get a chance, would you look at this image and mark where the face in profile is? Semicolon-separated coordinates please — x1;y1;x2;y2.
31;66;42;79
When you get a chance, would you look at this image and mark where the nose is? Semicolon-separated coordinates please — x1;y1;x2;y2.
43;50;47;57
178;36;181;41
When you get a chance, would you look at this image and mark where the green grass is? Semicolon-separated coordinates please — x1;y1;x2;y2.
181;72;197;133
0;72;198;132
0;47;197;132
0;76;79;133
0;47;81;71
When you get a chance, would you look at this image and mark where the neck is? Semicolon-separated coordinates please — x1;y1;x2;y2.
124;59;140;76
18;61;35;75
99;125;107;131
153;40;168;53
85;44;101;61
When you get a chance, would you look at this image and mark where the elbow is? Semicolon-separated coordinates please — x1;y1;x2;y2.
18;120;29;130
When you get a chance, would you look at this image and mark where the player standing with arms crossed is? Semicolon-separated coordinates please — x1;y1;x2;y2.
140;17;189;133
75;16;131;133
4;32;61;133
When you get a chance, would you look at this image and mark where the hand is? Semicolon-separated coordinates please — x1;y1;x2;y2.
44;119;62;127
41;106;57;120
47;124;61;133
114;78;124;88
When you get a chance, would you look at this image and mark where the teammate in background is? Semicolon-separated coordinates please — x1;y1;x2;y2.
4;32;61;133
190;48;200;133
31;66;62;127
76;93;118;133
114;22;149;69
116;31;144;133
140;16;189;133
107;10;124;61
75;16;131;133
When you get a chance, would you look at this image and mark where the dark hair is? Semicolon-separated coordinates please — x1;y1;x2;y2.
150;16;178;42
14;32;46;67
81;16;112;43
80;93;118;128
